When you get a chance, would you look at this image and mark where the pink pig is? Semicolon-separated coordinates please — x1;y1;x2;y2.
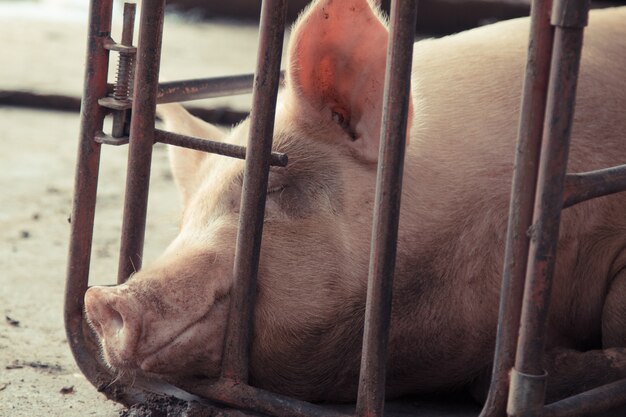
85;0;626;403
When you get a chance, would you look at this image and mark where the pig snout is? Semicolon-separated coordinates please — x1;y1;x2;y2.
84;286;142;367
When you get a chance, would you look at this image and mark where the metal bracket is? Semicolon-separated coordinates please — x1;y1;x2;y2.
507;368;548;417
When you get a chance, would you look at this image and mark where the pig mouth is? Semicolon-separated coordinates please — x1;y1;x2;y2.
137;310;215;374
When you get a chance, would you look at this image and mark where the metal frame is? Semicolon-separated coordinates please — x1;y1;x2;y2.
65;0;626;416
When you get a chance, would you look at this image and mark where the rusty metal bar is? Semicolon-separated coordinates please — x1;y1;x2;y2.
157;74;254;103
220;0;287;382
117;0;166;283
479;0;554;415
563;164;626;208
64;0;113;388
65;0;147;406
507;0;590;415
355;1;418;416
176;379;352;417
542;378;626;417
100;74;267;111
156;72;284;104
153;129;288;167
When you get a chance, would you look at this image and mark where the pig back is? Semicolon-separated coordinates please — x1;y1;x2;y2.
382;6;626;393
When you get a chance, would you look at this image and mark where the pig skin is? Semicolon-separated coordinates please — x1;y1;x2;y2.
85;0;626;404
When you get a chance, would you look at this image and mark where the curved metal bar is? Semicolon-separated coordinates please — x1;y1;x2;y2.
479;1;554;416
65;0;172;407
542;378;626;417
65;0;118;398
563;164;626;208
175;378;353;417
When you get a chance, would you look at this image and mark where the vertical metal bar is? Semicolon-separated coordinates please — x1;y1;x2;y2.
355;1;418;416
120;3;136;46
65;0;113;379
220;0;287;382
117;0;166;283
508;1;590;415
480;0;554;415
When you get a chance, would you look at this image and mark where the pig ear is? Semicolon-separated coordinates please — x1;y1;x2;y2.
287;0;410;162
157;103;225;206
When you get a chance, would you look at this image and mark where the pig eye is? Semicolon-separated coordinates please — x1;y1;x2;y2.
267;185;286;195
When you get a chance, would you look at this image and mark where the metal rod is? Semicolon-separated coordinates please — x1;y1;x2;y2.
65;0;113;387
220;0;287;382
100;74;270;111
355;1;418;416
156;72;284;104
63;0;149;406
153;129;288;167
175;379;353;417
508;0;590;414
543;378;626;417
117;0;166;283
563;164;626;208
479;0;554;415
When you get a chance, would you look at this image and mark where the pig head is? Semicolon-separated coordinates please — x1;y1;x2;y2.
86;0;394;400
84;0;626;404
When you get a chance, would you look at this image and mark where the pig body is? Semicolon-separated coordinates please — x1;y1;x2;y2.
85;1;626;404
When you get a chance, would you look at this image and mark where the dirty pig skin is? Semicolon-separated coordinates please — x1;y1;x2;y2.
84;0;626;404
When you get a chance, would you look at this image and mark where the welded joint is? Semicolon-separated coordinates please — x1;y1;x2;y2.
506;368;548;417
551;0;591;28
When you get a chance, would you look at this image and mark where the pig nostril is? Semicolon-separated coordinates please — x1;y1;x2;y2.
108;307;124;335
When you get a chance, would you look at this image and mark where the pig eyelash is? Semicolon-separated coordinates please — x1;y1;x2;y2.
267;185;286;194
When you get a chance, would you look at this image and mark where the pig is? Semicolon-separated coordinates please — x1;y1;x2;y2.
84;0;626;405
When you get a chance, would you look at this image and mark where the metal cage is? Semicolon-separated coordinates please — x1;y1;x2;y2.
65;0;626;416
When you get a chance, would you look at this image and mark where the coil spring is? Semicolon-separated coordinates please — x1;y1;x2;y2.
113;53;135;101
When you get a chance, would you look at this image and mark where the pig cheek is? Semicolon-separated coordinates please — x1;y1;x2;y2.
139;321;224;377
139;301;229;376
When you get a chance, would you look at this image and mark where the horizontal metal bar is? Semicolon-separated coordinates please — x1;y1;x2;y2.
543;378;626;417
156;71;285;104
154;129;288;167
99;74;278;111
99;96;131;110
562;164;626;208
103;37;137;54
95;132;129;145
175;378;353;417
94;130;288;167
